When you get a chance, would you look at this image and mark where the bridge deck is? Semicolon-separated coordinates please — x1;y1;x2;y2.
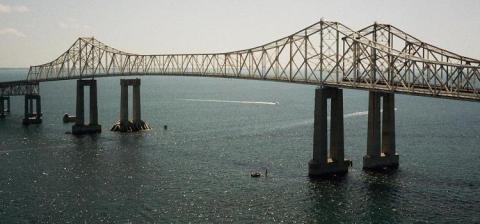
1;72;477;101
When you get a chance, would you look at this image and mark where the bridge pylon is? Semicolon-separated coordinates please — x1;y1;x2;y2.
72;79;101;135
308;87;351;177
363;91;399;170
111;79;150;132
22;94;42;125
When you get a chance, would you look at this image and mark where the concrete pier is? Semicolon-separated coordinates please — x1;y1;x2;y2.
22;94;42;125
0;98;3;118
308;87;351;177
0;96;6;118
72;79;101;135
133;84;141;123
0;96;9;118
29;98;33;115
6;96;10;113
111;79;150;132
120;79;129;127
363;91;399;170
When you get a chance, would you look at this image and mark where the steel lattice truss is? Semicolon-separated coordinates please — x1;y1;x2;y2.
25;20;480;101
0;81;39;96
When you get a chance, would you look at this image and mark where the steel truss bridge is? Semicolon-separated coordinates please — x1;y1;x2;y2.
1;20;479;176
12;20;478;101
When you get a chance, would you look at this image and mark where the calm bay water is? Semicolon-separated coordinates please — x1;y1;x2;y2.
0;68;479;223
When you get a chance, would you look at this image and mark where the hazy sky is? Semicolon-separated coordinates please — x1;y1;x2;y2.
0;0;479;67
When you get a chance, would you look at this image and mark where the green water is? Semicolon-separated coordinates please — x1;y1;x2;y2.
0;68;479;223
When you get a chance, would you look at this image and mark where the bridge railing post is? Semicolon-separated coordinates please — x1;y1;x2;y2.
309;87;350;177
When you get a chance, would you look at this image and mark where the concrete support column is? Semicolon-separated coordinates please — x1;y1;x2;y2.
29;98;34;115
133;83;141;123
309;87;350;177
0;96;10;116
24;95;28;118
6;97;10;113
111;78;150;132
76;80;85;125
330;89;344;162
6;96;10;113
36;96;41;119
382;93;395;155
23;94;42;125
312;87;328;166
120;80;129;126
72;79;101;135
0;97;4;118
366;91;381;157
363;91;399;170
89;81;98;125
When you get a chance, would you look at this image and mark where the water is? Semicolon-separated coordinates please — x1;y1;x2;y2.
0;68;479;223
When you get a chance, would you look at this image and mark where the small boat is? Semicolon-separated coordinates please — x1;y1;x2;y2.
62;113;77;123
250;172;261;178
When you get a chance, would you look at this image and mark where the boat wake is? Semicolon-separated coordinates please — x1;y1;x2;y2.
344;111;369;118
181;99;279;105
344;108;397;118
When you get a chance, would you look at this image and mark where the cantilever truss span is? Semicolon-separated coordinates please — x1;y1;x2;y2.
26;20;480;101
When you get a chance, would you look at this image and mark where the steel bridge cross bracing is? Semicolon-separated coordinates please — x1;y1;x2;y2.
14;20;480;101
